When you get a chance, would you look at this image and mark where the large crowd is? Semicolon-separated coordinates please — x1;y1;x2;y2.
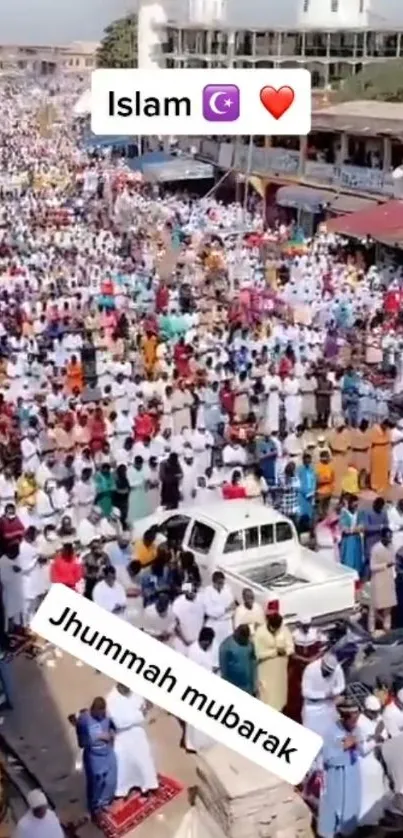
3;76;403;838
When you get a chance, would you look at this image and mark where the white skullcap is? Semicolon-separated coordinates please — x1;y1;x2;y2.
27;789;47;809
364;695;381;712
298;614;312;625
397;688;403;703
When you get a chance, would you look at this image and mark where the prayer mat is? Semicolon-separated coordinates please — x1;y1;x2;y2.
97;775;184;837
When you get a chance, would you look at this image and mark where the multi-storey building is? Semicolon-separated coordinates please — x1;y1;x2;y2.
0;41;98;75
156;0;403;86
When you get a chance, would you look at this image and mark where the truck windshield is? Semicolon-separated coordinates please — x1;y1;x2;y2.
188;521;215;554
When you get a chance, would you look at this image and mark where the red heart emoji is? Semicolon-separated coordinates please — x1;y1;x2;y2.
260;86;295;120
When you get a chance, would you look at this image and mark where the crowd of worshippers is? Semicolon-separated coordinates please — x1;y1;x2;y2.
5;77;403;838
2;374;403;638
32;581;403;837
299;650;403;838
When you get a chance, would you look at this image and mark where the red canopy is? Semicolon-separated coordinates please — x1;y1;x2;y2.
326;199;403;239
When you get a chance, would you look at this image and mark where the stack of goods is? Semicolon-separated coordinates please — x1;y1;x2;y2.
192;745;314;838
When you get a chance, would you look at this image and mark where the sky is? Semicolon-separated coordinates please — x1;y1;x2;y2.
0;0;402;44
0;0;135;44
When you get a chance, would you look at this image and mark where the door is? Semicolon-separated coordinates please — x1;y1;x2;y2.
158;514;191;549
187;519;217;576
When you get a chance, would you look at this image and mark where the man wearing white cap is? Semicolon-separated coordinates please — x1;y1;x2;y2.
301;652;345;740
356;694;389;826
92;565;127;617
292;615;325;650
172;582;206;654
383;687;403;738
13;790;64;838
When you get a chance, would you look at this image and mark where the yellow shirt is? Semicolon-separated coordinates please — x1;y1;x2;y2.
134;540;157;567
341;467;359;496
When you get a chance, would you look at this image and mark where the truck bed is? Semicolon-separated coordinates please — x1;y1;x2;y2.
219;547;358;624
243;561;307;589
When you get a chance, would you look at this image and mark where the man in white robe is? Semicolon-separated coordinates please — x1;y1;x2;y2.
35;481;58;530
382;732;403;823
301;652;345;740
92;566;127;616
172;583;206;654
222;441;246;481
203;571;235;647
13;789;64;838
292;614;326;649
383;688;403;738
18;527;40;625
233;588;264;637
0;469;16;513
77;508;103;548
180;452;199;505
21;430;40;475
391;420;403;484
388;499;403;554
191;425;213;474
357;694;389;826
72;470;96;523
106;684;159;797
263;369;282;434
142;592;176;644
185;627;219;753
283;373;302;432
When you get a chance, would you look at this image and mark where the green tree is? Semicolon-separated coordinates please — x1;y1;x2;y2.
96;14;138;68
336;60;403;102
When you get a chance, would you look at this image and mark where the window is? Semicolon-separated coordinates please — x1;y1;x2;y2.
303;0;309;11
359;0;364;11
161;515;190;545
260;524;274;546
223;530;244;554
245;526;259;549
189;521;215;554
331;0;339;10
275;522;294;543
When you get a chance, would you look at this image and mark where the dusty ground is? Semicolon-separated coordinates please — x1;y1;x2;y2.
2;646;196;838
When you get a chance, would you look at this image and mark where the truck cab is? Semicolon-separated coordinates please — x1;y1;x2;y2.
135;500;359;625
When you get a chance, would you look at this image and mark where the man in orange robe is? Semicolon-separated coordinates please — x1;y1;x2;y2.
328;419;351;497
370;421;391;494
66;355;83;394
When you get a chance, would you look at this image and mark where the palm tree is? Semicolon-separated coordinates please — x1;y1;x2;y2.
96;13;138;68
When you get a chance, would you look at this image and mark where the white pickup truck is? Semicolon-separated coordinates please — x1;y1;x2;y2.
134;500;359;626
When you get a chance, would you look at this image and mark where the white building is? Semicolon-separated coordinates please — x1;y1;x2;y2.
144;0;403;87
137;1;168;68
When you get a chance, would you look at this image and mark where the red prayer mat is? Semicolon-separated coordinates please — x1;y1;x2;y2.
97;775;184;837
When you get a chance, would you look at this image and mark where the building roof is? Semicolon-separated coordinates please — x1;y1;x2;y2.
330;194;380;214
374;227;403;248
312;100;403;137
64;41;99;54
326;199;403;238
166;21;403;33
